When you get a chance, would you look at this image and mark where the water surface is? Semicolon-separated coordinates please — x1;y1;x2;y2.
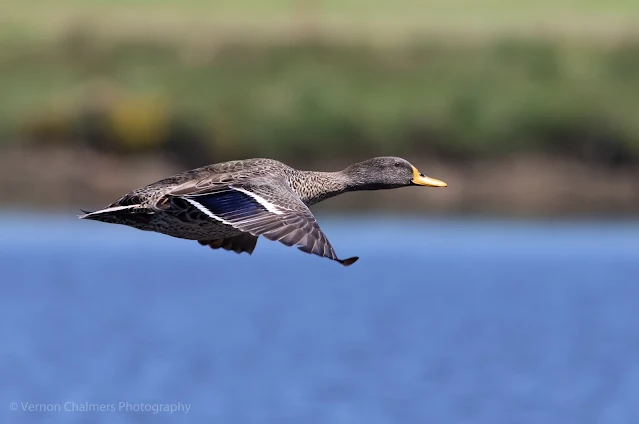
1;214;638;423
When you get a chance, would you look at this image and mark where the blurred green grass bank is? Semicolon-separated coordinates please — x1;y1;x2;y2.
1;0;638;215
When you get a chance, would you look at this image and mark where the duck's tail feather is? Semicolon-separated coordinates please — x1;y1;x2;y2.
78;205;154;227
78;205;139;219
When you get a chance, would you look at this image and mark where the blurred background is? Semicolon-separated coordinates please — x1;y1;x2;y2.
1;1;639;423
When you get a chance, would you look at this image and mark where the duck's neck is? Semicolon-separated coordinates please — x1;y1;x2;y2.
288;171;353;206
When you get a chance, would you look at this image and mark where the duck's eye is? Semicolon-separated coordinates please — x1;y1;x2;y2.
394;162;401;168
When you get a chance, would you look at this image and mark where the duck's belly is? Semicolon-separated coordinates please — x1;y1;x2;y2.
121;214;243;241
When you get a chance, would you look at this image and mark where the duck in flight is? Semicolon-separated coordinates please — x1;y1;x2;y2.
80;157;447;266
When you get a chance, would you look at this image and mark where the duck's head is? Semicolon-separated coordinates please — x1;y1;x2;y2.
343;156;447;190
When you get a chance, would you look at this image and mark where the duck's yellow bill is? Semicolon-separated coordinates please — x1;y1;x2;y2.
411;166;447;187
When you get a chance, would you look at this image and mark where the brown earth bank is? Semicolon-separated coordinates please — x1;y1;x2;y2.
1;146;637;217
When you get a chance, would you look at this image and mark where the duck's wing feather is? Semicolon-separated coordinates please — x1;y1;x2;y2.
198;233;259;255
172;180;358;266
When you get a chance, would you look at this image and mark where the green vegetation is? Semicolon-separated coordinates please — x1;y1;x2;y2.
2;1;639;166
4;0;639;43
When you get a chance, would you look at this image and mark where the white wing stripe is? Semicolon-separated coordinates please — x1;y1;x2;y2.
231;187;284;215
184;198;234;226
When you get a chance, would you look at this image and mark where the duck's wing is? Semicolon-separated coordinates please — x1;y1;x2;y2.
170;179;358;266
198;233;259;255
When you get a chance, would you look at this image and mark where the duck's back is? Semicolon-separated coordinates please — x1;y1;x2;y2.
112;158;291;208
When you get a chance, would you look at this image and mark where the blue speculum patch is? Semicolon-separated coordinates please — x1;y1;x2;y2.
193;190;265;219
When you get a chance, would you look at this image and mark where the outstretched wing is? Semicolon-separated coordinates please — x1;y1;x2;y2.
173;180;358;266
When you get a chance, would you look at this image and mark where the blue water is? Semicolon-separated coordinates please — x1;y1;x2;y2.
1;214;639;424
